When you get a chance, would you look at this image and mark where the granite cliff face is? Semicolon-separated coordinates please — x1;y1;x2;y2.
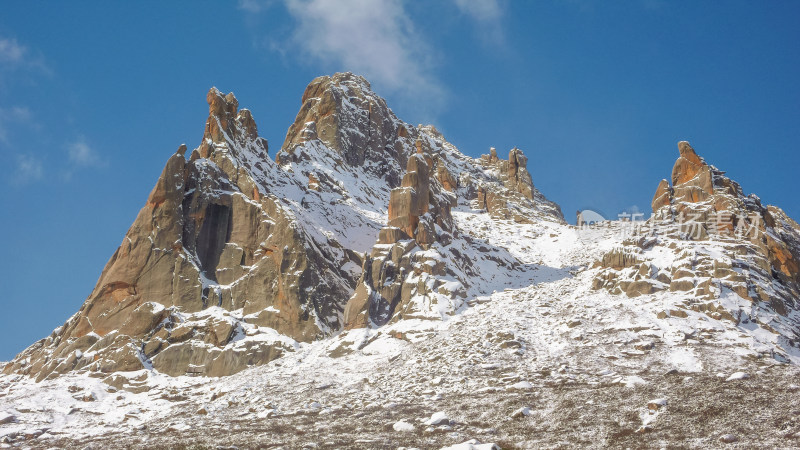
4;73;564;380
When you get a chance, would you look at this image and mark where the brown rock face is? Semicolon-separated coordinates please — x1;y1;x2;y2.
479;147;535;201
385;144;453;246
280;73;407;183
342;135;549;330
651;179;672;212
649;141;800;287
669;142;714;205
7;72;565;380
343;143;463;328
5;87;348;380
507;147;533;199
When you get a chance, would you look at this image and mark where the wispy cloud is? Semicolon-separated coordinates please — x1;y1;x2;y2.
12;154;43;185
452;0;505;45
0;35;50;87
57;138;107;182
238;0;273;13
452;0;503;23
281;0;443;105
0;38;26;65
0;106;34;143
68;139;104;168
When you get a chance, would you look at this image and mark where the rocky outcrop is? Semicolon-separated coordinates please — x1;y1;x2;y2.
670;141;714;206
279;73;408;187
473;147;558;223
651;179;672;212
385;141;455;246
343;146;459;328
478;147;535;201
593;141;800;354
647;141;800;288
342;142;537;330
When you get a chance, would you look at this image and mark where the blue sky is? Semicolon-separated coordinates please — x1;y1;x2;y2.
0;1;798;360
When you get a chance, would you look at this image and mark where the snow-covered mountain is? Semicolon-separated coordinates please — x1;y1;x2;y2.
2;73;564;381
1;73;799;448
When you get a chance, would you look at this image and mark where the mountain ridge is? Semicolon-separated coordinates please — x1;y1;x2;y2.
2;72;565;381
2;72;800;448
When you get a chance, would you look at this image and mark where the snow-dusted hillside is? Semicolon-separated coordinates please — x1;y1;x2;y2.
2;74;800;449
2;215;800;448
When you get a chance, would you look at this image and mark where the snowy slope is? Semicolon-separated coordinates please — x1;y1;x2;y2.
3;217;800;448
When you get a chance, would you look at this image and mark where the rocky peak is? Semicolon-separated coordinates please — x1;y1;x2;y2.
475;146;543;222
594;140;800;355
5;72;565;381
507;147;533;199
342;138;537;330
651;142;773;231
279;72;407;175
667;141;714;206
197;87;266;161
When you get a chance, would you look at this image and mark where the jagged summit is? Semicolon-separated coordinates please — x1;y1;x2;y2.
3;73;564;380
3;79;800;449
280;73;404;169
197;87;265;160
594;141;800;359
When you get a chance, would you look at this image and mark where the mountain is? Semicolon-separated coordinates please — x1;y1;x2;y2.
593;141;800;358
2;73;564;381
1;74;799;448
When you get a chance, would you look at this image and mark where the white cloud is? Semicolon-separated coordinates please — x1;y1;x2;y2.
452;0;502;22
0;106;34;143
282;0;443;103
238;0;273;13
7;106;32;120
68;139;104;168
0;38;26;66
12;154;43;185
0;36;49;87
452;0;505;45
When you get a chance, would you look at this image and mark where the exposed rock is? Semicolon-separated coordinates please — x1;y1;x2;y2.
6;86;345;379
424;411;450;426
507;147;533;199
343;147;459;328
511;407;532;419
671;141;714;205
600;248;642;269
651;178;672;212
647;398;668;411
7;73;565;380
475;147;562;223
593;141;800;354
280;72;407;187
